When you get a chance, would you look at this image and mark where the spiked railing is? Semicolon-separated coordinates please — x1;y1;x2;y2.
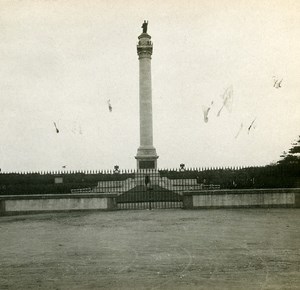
0;164;299;197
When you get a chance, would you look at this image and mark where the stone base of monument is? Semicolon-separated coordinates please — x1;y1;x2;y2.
135;147;159;170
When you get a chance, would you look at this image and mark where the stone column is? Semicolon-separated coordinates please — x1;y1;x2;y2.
135;25;158;170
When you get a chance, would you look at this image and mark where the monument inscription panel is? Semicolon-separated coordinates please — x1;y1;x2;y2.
139;161;155;169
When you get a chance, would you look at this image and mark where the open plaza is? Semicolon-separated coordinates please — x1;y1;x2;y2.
0;209;299;290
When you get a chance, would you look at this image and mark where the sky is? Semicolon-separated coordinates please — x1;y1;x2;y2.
0;0;299;172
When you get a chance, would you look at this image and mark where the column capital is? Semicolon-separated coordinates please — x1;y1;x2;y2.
137;33;153;57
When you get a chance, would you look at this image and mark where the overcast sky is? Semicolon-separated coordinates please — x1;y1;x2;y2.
0;0;299;172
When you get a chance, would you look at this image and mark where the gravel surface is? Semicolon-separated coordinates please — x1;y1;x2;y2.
0;209;299;290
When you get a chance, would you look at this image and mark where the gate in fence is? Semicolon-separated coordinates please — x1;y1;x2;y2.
116;184;183;210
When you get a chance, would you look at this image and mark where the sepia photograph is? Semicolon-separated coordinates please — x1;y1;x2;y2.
0;0;299;289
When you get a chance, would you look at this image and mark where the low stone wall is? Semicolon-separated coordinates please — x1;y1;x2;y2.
0;193;117;216
183;188;300;209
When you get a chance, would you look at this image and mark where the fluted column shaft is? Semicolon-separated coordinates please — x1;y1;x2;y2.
139;54;153;147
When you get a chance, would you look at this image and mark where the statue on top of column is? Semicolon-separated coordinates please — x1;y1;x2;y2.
142;20;148;33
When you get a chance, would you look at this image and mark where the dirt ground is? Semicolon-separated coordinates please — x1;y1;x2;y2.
0;209;299;290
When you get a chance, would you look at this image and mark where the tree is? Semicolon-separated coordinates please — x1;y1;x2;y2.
278;136;300;165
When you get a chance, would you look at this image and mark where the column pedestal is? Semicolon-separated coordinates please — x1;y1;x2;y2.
135;146;158;170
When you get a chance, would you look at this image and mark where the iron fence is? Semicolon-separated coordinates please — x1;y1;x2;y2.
0;165;299;205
